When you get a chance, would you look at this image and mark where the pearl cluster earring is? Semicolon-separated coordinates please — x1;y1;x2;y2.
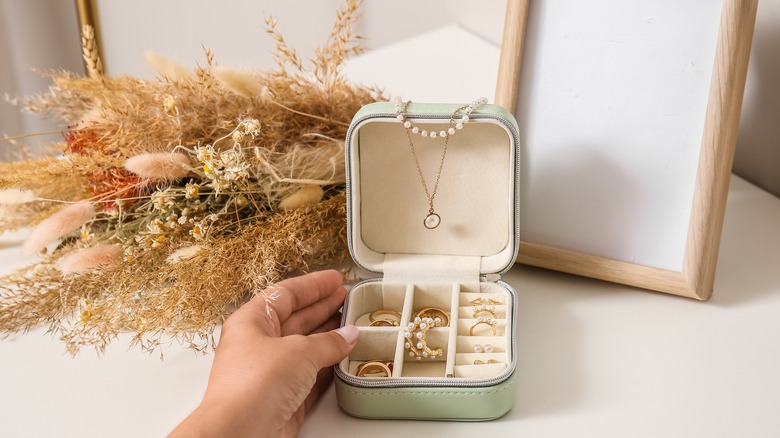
394;96;488;139
404;315;445;360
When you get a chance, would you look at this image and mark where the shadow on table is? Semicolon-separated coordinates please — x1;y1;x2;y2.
709;179;780;307
510;265;584;419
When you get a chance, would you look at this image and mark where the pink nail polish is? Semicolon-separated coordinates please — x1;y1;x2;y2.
335;325;359;344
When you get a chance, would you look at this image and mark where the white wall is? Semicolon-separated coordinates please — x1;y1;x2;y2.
733;0;780;198
0;0;777;198
94;0;505;76
0;0;83;156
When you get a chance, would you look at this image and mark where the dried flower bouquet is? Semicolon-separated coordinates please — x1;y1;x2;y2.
0;0;380;355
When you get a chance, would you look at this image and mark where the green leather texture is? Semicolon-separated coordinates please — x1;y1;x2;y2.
335;373;517;421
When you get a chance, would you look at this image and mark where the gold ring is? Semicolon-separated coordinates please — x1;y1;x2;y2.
368;319;399;327
472;304;498;319
416;307;449;327
469;298;502;306
469;318;498;336
369;309;401;323
474;359;500;365
356;361;392;377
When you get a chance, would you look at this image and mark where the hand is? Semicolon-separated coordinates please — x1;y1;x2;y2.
170;270;358;437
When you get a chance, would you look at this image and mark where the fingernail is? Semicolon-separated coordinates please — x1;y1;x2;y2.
335;325;359;345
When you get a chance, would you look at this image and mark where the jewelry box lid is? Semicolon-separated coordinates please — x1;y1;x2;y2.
345;101;520;278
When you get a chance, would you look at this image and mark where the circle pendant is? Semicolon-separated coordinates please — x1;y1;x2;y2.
424;213;441;229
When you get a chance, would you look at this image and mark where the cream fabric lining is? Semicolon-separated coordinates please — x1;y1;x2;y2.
350;118;515;274
340;282;512;380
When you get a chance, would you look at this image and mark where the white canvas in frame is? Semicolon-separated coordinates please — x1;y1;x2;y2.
495;0;758;298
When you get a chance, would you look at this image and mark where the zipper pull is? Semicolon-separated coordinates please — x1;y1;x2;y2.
480;273;501;282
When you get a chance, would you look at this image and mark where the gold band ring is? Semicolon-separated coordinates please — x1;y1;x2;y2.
469;318;498;336
416;307;449;327
356;361;392;378
369;319;399;327
369;309;401;323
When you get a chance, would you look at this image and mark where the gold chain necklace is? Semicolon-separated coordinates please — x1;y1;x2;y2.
398;98;486;229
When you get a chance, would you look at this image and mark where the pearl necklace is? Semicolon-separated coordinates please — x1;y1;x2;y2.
394;96;487;139
396;97;488;229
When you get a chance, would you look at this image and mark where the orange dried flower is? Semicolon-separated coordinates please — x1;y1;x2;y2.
84;167;143;209
65;129;103;155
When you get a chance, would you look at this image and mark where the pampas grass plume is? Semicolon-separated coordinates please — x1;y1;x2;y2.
279;185;324;211
58;244;123;274
143;50;192;81
23;202;95;255
125;152;190;180
212;66;264;98
0;189;35;204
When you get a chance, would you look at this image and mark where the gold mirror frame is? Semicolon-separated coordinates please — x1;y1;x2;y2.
75;0;103;71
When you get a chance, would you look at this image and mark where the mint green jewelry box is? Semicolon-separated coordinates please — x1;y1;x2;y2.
335;101;520;421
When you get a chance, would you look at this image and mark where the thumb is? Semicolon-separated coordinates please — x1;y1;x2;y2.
303;325;359;369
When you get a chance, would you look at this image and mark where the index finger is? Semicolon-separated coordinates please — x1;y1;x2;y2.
261;270;344;323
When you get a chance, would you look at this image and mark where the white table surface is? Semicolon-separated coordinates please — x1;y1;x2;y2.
1;175;779;437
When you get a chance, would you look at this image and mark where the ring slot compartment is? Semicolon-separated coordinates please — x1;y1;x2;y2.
455;353;507;366
345;281;407;327
453;362;507;379
402;283;455;377
410;283;454;314
459;291;508;306
456;335;507;354
341;329;403;378
400;327;450;378
458;304;508;319
458;318;507;337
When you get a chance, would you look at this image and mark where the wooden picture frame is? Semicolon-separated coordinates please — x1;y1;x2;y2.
495;0;758;299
